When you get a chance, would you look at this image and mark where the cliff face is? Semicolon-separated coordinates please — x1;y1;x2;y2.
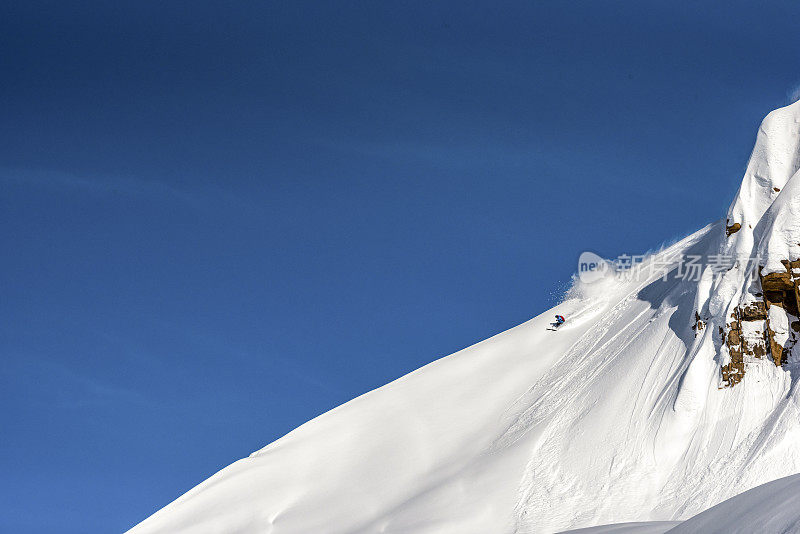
716;100;800;386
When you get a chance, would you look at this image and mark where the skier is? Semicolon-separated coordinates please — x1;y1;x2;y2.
554;315;566;328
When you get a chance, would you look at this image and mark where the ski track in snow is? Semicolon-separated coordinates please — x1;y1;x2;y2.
508;230;716;532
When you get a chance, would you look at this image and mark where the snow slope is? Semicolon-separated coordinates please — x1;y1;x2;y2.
666;472;800;533
572;473;800;533
560;522;680;534
128;101;800;534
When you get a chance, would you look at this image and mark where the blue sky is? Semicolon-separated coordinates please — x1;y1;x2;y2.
1;2;799;532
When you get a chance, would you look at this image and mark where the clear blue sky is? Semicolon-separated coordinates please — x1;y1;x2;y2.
1;2;799;532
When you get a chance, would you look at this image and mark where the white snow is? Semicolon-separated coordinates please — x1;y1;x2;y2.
562;474;800;534
559;522;680;534
128;101;800;534
667;473;800;533
561;474;800;533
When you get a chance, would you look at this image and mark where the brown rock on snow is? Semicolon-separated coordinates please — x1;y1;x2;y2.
726;222;742;236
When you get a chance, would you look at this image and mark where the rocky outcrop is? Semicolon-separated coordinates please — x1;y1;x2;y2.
721;311;745;386
761;260;800;365
721;259;800;385
720;305;769;387
692;311;706;334
739;301;766;321
725;222;741;237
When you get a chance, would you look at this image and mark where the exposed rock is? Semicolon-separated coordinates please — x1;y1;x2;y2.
753;262;800;368
726;222;742;236
722;314;746;387
761;279;799;327
753;340;767;359
692;311;706;334
762;271;794;292
739;301;767;321
767;328;785;366
727;327;740;346
720;261;800;386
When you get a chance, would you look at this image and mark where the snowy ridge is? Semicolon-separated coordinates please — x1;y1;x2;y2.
128;102;800;534
560;473;800;533
666;472;800;533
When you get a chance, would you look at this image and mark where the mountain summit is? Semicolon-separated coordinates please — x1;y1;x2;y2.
128;102;800;534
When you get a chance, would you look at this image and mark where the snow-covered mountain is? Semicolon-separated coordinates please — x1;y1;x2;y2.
128;101;800;534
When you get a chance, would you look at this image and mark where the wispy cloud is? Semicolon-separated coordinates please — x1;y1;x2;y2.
0;167;271;220
0;167;203;208
12;357;156;410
